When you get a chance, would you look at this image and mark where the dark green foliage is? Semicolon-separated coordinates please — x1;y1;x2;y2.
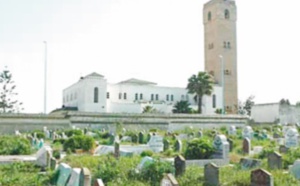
53;150;61;160
53;138;66;145
0;136;31;155
184;138;215;159
140;159;175;186
172;100;192;113
32;131;45;139
64;129;83;137
140;150;153;157
283;148;300;169
99;131;110;139
63;135;95;152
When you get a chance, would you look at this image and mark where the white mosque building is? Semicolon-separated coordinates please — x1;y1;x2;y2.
62;72;223;114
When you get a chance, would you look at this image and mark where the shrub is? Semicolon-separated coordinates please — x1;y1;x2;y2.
65;129;83;137
140;150;153;157
53;138;66;145
0;136;31;155
32;131;45;139
53;150;61;160
184;138;215;160
63;135;95;152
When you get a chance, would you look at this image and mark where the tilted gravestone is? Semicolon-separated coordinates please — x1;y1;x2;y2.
36;146;53;168
198;130;203;138
50;157;57;170
227;138;233;152
56;163;72;186
240;158;261;170
79;168;91;186
285;128;299;148
114;141;120;159
161;173;179;186
212;134;229;159
174;155;186;177
290;160;300;179
204;163;219;186
138;132;144;144
147;133;152;142
163;139;170;152
174;139;182;152
93;179;105;186
279;145;289;154
268;152;282;170
251;169;274;186
243;137;251;154
66;168;81;186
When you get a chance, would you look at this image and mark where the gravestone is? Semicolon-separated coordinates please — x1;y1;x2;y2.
174;139;182;152
84;128;88;134
139;132;144;144
290;160;300;179
137;156;154;171
228;125;237;136
66;168;81;186
38;139;44;149
227;138;233;152
36;146;53;168
268;152;282;169
174;155;186;177
279;145;289;154
198;130;203;138
251;169;274;186
204;163;219;186
285;128;299;148
242;126;254;139
212;134;229;159
57;163;72;186
273;133;281;139
94;179;105;186
147;133;152;142
50;157;57;170
160;173;179;186
240;158;261;170
243;137;251;154
163;139;170;151
114;141;120;159
79;168;91;186
148;135;164;153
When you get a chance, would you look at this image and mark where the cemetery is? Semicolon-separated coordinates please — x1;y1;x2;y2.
1;123;300;185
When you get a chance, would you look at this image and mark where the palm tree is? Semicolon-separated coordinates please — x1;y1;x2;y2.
172;100;192;113
187;72;214;114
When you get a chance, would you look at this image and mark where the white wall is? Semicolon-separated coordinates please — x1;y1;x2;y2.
251;103;280;123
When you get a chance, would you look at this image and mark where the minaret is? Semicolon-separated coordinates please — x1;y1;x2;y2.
203;0;238;114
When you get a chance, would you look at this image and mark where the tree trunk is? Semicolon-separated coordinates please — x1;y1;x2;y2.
198;94;202;114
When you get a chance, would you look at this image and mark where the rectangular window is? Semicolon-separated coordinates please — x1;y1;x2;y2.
140;93;143;100
107;92;110;99
124;93;127;100
166;95;169;101
155;94;159;100
151;94;154;101
135;93;138;100
212;95;216;108
171;95;174;101
119;93;122;100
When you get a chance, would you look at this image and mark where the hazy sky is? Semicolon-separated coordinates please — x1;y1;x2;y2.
1;0;300;113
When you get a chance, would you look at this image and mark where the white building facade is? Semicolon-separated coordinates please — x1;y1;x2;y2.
63;72;223;114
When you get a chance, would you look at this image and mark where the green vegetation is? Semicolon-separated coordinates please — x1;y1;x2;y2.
172;100;192;113
63;135;95;152
0;136;31;155
184;138;215;159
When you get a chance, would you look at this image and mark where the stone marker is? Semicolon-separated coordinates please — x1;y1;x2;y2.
148;135;164;153
147;133;152;142
139;132;144;144
242;126;254;139
240;158;261;170
50;157;57;170
213;134;229;159
273;133;281;139
36;146;53;168
285;128;299;148
137;156;154;171
163;139;170;151
228;125;237;136
251;169;274;186
204;163;219;186
290;160;300;179
94;179;105;186
198;130;203;138
79;167;91;186
279;145;289;154
174;139;182;152
174;155;186;177
67;168;81;186
56;163;72;186
160;173;179;186
243;137;251;154
227;138;233;152
114;141;120;159
268;152;282;169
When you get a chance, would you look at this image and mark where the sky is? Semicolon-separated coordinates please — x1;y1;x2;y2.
1;0;300;113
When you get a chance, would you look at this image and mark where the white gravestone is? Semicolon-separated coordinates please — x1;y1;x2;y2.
228;125;236;136
285;128;299;148
148;135;164;153
36;146;53;168
66;168;81;186
242;126;254;139
213;135;229;159
290;160;300;179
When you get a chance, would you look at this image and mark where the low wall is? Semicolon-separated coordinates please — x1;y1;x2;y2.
0;112;248;134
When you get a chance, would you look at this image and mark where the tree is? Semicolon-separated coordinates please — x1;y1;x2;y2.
172;100;192;113
142;105;157;113
238;95;255;115
187;72;214;113
0;68;23;113
280;98;290;106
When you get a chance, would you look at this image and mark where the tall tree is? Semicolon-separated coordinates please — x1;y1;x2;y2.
172;100;192;113
187;72;214;114
0;69;23;113
238;95;255;115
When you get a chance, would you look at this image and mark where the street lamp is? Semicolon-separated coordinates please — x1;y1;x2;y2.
219;55;225;115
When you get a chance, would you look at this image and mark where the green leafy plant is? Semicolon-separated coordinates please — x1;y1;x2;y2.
184;138;215;159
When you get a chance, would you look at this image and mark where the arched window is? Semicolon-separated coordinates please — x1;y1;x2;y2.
212;94;216;108
135;93;138;100
94;87;99;103
140;93;143;100
208;11;212;21
155;94;159;100
124;93;127;100
225;9;230;19
166;94;169;101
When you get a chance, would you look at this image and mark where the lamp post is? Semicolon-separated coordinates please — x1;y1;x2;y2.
219;55;225;115
43;41;47;114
